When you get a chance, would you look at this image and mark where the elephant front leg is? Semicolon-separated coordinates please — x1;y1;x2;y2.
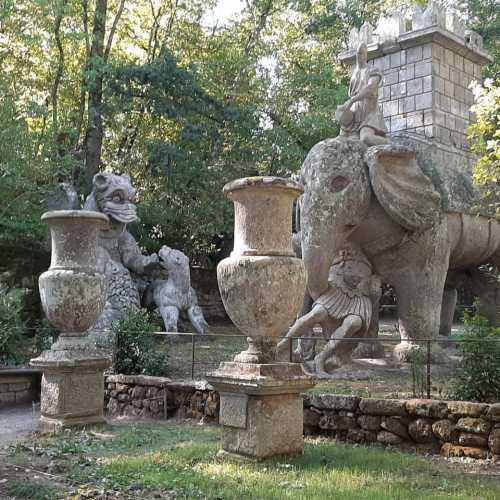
439;286;457;338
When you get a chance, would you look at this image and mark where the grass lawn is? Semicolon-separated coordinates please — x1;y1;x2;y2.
2;420;499;499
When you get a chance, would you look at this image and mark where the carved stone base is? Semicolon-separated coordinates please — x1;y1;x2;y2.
207;362;314;459
31;344;110;434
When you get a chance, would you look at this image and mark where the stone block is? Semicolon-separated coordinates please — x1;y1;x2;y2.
222;393;305;459
454;53;464;71
106;398;120;416
9;382;30;392
415;92;432;111
381;417;410;440
309;394;360;411
0;391;16;404
347;428;377;444
131;385;146;399
445;48;454;66
407;46;423;63
432;420;457;442
423;75;432;93
319;413;357;431
15;390;33;404
456;417;491;435
132;399;143;409
407;78;422;96
424;109;433;125
407;112;423;128
384;70;399;86
357;415;381;431
445;114;456;130
358;398;407;416
391;116;407;132
435;110;446;126
486;404;500;422
488;429;500;454
391;82;406;99
444;80;454;96
441;443;487;460
383;100;399;117
377;430;403;445
390;52;402;68
448;402;489;418
464;59;473;75
399;64;415;82
454;85;465;101
219;392;248;428
439;63;449;80
303;408;321;428
459;433;488;448
400;96;415;114
115;383;128;393
415;61;432;78
422;43;432;60
435;76;445;94
441;95;451;112
408;418;435;443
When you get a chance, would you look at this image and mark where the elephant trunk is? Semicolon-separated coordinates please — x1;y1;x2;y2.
302;241;336;301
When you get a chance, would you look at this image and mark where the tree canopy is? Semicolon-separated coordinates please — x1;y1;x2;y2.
0;0;498;265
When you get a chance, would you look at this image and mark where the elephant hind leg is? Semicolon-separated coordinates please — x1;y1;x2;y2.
440;286;457;337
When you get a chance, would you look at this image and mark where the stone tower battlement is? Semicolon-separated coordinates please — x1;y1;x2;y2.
339;0;493;152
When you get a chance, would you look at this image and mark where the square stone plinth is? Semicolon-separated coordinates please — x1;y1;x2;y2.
207;362;315;459
31;351;110;433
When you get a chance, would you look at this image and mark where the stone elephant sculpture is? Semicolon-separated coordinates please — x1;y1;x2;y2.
298;138;500;358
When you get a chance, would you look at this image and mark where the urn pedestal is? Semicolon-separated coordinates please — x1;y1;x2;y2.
30;211;111;433
207;177;314;459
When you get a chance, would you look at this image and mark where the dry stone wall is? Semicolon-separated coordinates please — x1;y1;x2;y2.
0;371;41;406
304;394;500;461
104;375;499;461
104;375;219;421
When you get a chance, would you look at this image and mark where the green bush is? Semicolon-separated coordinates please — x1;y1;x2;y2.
112;311;169;376
0;284;28;365
450;302;500;402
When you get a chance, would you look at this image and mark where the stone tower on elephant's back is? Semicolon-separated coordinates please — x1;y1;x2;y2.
339;1;493;216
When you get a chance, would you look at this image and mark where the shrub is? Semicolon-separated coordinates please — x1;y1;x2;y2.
112;311;169;376
449;302;500;402
0;284;28;365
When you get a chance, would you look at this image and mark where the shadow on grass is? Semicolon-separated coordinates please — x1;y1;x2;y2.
64;422;500;500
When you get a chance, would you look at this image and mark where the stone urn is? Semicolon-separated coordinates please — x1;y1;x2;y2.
208;177;314;460
217;177;306;363
31;210;111;432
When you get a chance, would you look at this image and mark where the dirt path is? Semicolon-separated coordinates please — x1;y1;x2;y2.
0;404;39;447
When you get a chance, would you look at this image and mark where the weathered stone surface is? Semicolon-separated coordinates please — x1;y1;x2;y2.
455;417;491;435
115;383;128;393
0;392;15;404
131;386;146;399
408;418;435;443
319;413;357;431
106;374;171;387
132;399;143;409
488;429;500;454
348;428;378;443
357;415;382;431
406;399;448;419
441;443;487;460
486;404;500;422
310;394;360;411
377;431;403;445
107;398;120;416
447;401;488;418
381;417;410;440
9;382;30;392
458;433;488;448
358;398;407;416
432;420;457;442
117;393;129;402
304;408;321;428
153;246;208;335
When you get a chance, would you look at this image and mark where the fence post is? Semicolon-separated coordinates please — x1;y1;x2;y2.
289;337;293;362
191;334;196;380
426;339;431;399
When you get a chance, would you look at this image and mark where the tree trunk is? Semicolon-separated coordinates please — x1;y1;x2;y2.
84;0;107;192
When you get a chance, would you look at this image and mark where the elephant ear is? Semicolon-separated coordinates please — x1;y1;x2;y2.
365;145;441;232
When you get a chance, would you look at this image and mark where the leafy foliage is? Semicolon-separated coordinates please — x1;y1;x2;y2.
449;302;500;402
0;285;28;365
112;311;169;376
468;79;500;214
